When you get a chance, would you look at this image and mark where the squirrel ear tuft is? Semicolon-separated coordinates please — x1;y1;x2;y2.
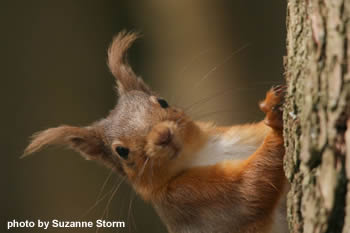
107;31;151;95
23;125;107;161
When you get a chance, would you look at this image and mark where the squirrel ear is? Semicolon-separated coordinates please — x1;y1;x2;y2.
107;31;151;95
23;125;107;161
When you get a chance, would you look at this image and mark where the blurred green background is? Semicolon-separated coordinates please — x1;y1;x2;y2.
1;1;286;232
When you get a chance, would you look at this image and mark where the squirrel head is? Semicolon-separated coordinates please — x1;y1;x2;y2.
24;31;204;197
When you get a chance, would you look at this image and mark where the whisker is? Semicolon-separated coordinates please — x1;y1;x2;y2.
135;157;150;187
96;177;125;233
170;48;213;103
193;43;251;89
104;178;125;218
174;45;249;106
138;157;149;179
150;159;154;180
148;158;154;188
127;191;136;233
250;81;283;85
193;109;235;120
79;170;115;219
193;109;259;121
182;83;280;116
183;88;235;114
179;48;213;75
79;187;114;219
97;170;114;202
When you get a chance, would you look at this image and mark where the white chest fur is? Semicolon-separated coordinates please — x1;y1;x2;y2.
182;129;289;233
187;134;260;168
179;125;289;233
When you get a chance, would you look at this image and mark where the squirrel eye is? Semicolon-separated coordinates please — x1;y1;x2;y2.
115;146;129;160
157;98;169;108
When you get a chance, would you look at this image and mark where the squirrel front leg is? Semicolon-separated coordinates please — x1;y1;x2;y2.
238;85;286;216
165;86;286;233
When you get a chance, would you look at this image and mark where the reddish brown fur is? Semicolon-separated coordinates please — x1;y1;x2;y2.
24;32;287;233
146;88;286;233
107;31;152;95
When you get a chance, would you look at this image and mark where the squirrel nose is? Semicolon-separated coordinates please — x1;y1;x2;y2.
155;128;172;146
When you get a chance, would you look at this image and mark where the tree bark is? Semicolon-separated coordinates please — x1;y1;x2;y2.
284;0;350;232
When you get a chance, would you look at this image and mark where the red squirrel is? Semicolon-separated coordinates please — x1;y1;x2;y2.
24;31;288;233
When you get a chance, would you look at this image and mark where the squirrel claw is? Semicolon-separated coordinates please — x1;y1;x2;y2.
260;85;286;130
271;85;287;94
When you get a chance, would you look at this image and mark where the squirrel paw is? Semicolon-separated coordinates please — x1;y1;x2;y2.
259;85;286;130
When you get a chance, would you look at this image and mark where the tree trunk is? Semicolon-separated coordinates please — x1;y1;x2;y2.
284;0;350;232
